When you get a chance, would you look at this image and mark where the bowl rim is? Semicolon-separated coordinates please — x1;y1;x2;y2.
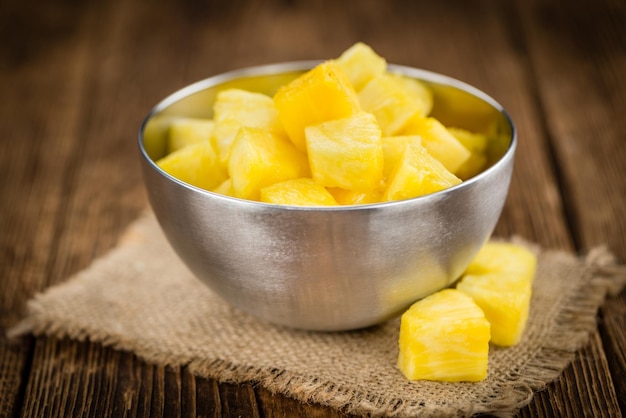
138;61;517;212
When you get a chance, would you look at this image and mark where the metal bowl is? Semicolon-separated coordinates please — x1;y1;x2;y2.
138;62;516;331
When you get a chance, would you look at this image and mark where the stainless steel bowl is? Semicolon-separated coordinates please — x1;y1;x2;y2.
139;62;516;331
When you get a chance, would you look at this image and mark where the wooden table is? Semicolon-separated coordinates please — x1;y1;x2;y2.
1;0;624;416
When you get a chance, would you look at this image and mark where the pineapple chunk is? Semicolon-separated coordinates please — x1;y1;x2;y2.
326;187;382;205
447;127;488;153
455;152;488;181
456;242;537;346
156;43;484;205
228;128;310;201
168;118;215;153
400;116;471;173
398;289;490;382
334;42;387;91
448;127;489;180
383;140;462;202
305;112;384;192
274;61;361;152
157;141;227;191
381;135;422;181
260;178;338;206
212;89;284;165
212;178;234;196
463;242;537;279
457;275;531;347
358;73;429;136
388;73;433;117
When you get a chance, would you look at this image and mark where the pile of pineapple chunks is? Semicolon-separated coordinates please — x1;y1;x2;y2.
156;43;537;383
398;242;537;382
156;43;490;205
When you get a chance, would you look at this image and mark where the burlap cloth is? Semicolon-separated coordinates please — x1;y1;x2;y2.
9;212;626;417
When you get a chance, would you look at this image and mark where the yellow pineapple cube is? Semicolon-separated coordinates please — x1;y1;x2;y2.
398;289;490;382
260;178;338;206
212;178;234;196
455;153;488;180
457;275;531;347
274;61;361;152
228;127;309;201
358;73;429;136
326;187;382;205
383;141;462;202
157;141;227;191
447;127;488;153
447;127;489;180
388;73;433;117
381;135;422;181
456;242;537;346
334;42;387;91
400;116;471;173
305;112;384;192
168;118;215;153
212;89;285;165
463;242;537;280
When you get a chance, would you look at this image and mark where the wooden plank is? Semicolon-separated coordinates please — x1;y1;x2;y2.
514;0;626;256
256;386;352;418
0;0;105;415
0;335;31;417
515;0;626;415
193;376;222;418
520;332;621;418
600;295;626;413
110;350;138;418
3;0;233;414
19;340;352;418
0;0;96;323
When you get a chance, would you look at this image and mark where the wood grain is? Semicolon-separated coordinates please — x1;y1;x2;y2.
1;0;624;417
517;1;626;416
